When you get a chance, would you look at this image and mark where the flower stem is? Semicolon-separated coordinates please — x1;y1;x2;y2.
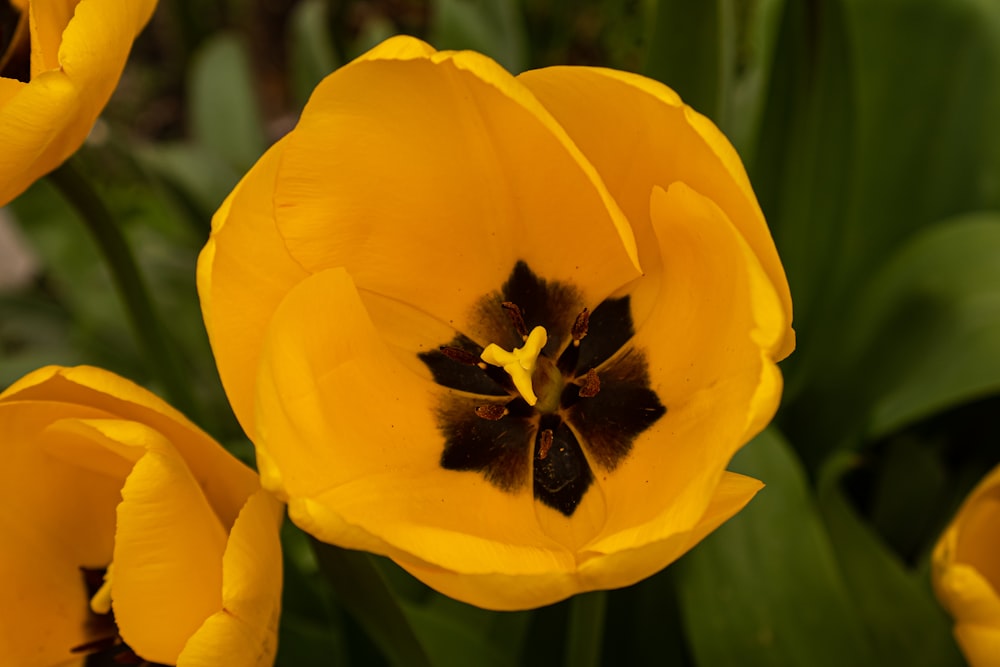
564;591;607;667
47;158;197;420
310;539;432;667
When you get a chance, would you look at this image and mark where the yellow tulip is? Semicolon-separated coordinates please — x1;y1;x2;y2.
0;0;155;206
0;366;282;666
198;36;794;610
933;463;1000;667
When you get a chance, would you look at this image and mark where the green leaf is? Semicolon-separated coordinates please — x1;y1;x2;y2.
188;32;268;173
311;541;433;667
676;429;877;666
288;0;340;107
817;452;963;667
643;0;733;125
836;214;1000;437
430;0;528;73
562;592;606;667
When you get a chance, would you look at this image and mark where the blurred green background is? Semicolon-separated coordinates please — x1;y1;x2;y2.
2;0;999;665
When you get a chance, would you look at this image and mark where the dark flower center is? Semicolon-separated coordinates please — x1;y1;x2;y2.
74;567;169;667
419;261;666;517
0;1;30;83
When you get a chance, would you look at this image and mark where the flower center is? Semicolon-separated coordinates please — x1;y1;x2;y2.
0;2;30;83
419;260;666;517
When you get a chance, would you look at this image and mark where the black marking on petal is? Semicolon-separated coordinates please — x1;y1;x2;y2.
533;414;594;516
572;296;635;373
565;346;666;471
438;396;534;491
475;261;583;357
419;334;510;396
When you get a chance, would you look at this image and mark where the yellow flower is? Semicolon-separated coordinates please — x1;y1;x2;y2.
0;366;282;666
198;36;794;610
933;463;1000;666
0;0;155;206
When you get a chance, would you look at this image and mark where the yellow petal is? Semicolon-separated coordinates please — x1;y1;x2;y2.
0;402;119;666
273;38;640;347
198;137;309;437
3;365;259;527
109;423;228;665
0;69;78;205
255;267;575;575
585;183;785;550
953;622;1000;667
176;490;283;667
519;65;794;359
0;0;156;206
397;471;761;610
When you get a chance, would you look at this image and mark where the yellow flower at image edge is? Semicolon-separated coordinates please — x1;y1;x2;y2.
199;36;795;610
934;463;1000;667
0;366;283;666
0;0;155;206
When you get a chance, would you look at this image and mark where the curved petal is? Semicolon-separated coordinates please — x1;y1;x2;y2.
519;65;794;359
176;490;283;667
108;422;228;664
0;69;78;205
198;137;310;437
2;365;259;527
256;268;582;576
0;403;120;666
953;622;1000;667
274;36;641;347
586;183;785;550
0;0;156;206
397;471;760;610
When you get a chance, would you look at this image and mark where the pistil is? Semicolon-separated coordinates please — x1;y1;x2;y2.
480;326;547;405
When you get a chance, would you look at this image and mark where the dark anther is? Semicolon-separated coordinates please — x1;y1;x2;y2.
475;404;507;421
538;428;554;459
578;368;601;398
571;308;590;346
440;346;484;367
71;635;119;654
501;301;530;339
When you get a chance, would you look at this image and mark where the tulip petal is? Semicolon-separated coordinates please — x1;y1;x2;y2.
584;183;785;551
0;403;119;666
198;137;310;438
397;471;761;610
2;365;259;528
256;267;582;577
108;421;228;664
953;623;1000;667
176;490;283;667
273;36;641;348
519;65;794;359
0;0;156;205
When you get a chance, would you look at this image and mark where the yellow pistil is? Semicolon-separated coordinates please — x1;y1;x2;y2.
480;326;548;405
89;563;114;615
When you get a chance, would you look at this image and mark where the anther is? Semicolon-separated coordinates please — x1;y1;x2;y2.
475;404;508;421
578;368;600;398
571;308;590;347
440;346;487;369
538;429;554;459
502;301;530;339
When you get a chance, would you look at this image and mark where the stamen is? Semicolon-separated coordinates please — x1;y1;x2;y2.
501;301;530;339
571;308;590;346
440;346;487;368
475;404;508;420
538;428;554;459
90;563;114;615
578;368;600;398
480;326;548;405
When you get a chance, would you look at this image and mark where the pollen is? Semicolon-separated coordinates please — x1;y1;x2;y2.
480;325;548;405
